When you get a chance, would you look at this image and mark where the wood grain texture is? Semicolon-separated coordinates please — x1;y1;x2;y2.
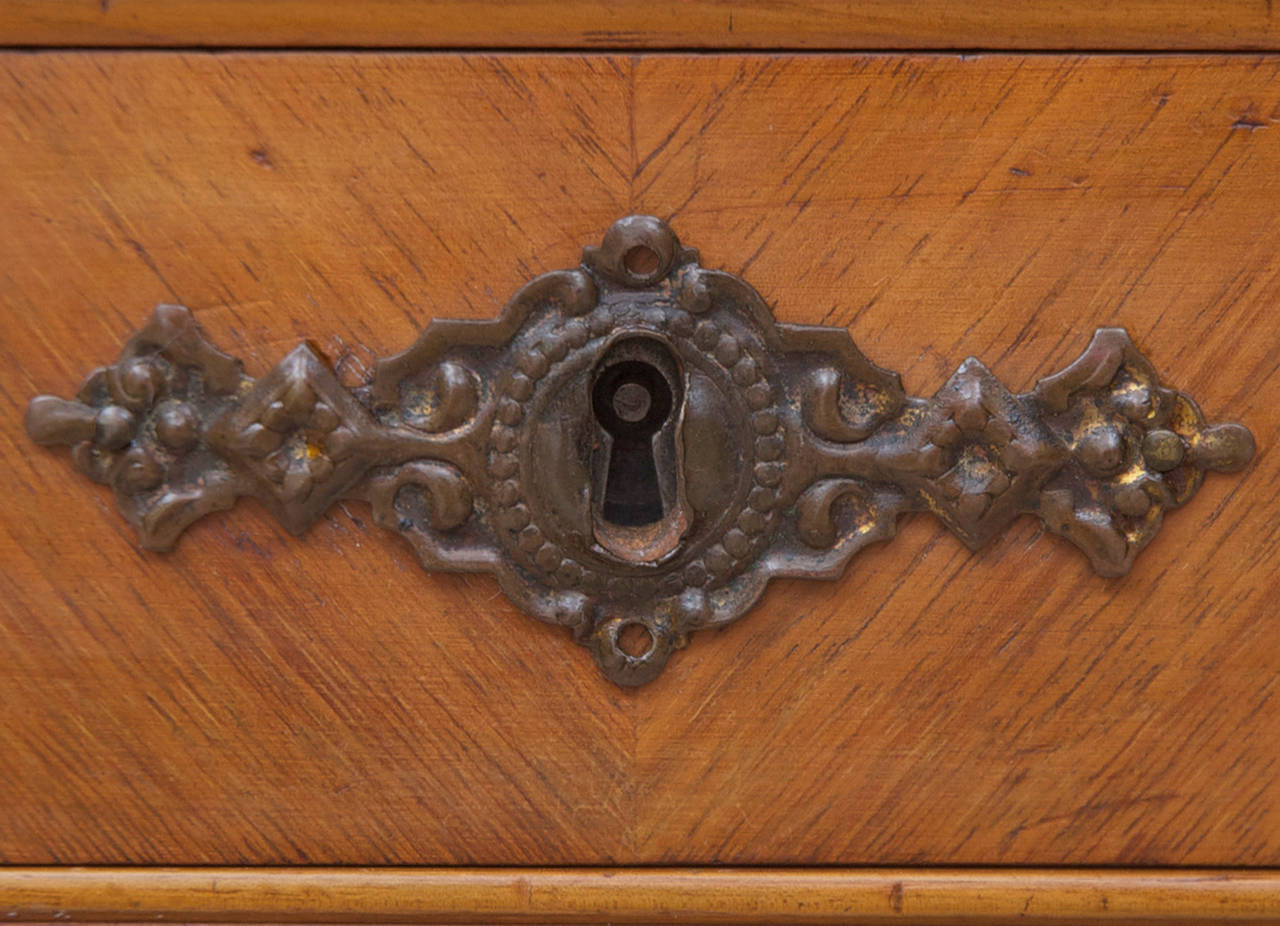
6;1;1280;50
6;867;1280;924
0;52;1277;867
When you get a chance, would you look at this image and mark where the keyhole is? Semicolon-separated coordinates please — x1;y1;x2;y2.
592;359;673;527
587;335;689;564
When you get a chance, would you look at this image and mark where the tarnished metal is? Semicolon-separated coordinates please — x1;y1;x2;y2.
25;216;1256;685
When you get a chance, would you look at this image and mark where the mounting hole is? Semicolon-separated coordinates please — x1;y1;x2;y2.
623;244;661;278
617;622;655;659
592;616;674;685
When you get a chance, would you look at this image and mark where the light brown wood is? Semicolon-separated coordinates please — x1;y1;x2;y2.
1;52;1278;870
4;0;1280;50
5;867;1280;924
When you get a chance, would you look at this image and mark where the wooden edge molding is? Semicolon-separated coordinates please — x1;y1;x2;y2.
3;868;1280;924
3;0;1280;49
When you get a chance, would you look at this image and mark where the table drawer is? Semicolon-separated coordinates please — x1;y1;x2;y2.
1;52;1276;881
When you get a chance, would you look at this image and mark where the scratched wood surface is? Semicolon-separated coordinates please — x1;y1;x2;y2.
0;53;1277;867
6;1;1280;50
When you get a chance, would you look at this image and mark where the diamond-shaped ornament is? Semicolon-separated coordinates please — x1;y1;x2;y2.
209;344;377;533
906;358;1065;547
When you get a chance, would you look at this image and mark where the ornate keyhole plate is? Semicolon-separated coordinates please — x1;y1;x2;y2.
26;216;1256;686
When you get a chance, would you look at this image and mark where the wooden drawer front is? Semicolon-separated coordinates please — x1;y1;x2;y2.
1;52;1276;868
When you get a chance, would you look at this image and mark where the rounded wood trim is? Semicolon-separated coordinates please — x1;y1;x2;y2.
2;0;1280;50
3;867;1280;924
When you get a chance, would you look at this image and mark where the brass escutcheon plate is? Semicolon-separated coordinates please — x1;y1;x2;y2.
26;216;1256;685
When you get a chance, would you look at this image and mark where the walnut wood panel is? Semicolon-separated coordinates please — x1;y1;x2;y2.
0;53;1277;867
6;1;1280;50
6;867;1280;925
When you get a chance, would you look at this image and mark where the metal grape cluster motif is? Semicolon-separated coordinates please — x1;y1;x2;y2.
26;217;1255;685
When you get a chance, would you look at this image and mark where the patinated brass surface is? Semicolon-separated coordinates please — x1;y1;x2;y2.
25;216;1256;685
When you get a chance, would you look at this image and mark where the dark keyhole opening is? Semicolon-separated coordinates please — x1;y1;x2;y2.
592;359;674;527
